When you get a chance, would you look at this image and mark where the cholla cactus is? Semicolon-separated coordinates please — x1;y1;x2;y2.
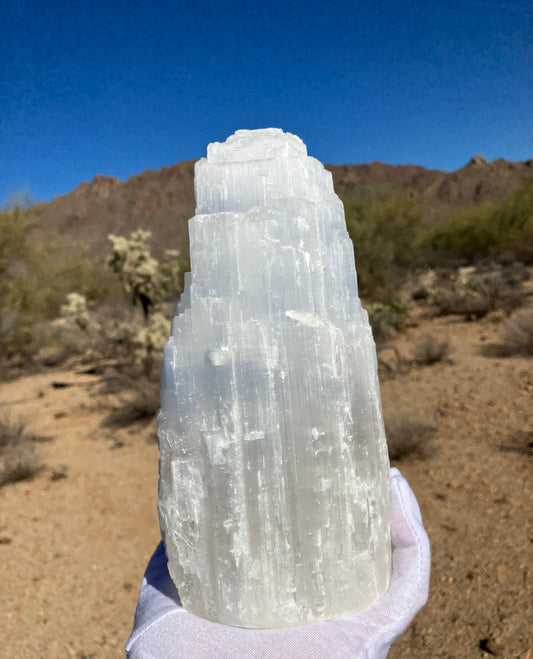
107;230;184;319
159;249;183;299
133;312;170;374
61;292;90;330
106;230;184;371
107;229;162;318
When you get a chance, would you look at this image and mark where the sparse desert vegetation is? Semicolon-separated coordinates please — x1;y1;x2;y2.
1;162;532;657
0;416;46;487
384;411;436;460
412;334;451;366
430;177;533;262
502;308;533;356
101;373;160;430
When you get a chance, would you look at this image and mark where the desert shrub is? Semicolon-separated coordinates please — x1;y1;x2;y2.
430;264;527;320
499;430;533;456
0;207;39;358
101;373;160;429
61;292;90;330
0;207;36;266
35;319;95;367
365;299;410;343
430;203;497;260
501;308;533;356
95;306;170;374
13;235;119;321
49;464;69;481
38;244;121;314
431;178;533;262
384;412;435;460
412;334;451;365
0;207;120;366
494;178;533;259
0;417;45;486
104;318;138;358
343;190;425;297
1;188;35;212
434;289;493;320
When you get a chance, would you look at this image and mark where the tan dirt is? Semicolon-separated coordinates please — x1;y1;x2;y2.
1;307;531;658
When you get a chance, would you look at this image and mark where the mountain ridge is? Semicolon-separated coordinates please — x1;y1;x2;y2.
34;156;533;257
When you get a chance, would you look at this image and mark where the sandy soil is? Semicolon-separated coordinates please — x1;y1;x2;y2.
1;306;531;658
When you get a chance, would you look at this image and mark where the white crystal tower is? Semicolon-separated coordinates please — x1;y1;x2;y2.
158;129;391;628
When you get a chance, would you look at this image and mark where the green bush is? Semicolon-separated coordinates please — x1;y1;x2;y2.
430;202;498;259
343;190;425;297
365;299;410;343
39;242;121;314
1;207;40;359
495;178;533;258
0;207;120;364
431;178;533;261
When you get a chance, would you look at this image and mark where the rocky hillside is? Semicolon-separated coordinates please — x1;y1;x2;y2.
33;155;533;257
329;155;533;222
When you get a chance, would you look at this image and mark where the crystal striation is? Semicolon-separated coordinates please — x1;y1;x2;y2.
158;128;391;628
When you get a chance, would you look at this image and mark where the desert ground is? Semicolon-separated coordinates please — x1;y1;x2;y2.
1;300;531;658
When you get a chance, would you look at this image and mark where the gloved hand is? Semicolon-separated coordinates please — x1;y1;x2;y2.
126;468;430;658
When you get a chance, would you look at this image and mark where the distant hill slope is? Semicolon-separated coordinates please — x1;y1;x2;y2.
328;156;533;222
34;155;533;257
33;160;196;256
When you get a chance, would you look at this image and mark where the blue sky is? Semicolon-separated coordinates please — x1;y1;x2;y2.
2;0;532;205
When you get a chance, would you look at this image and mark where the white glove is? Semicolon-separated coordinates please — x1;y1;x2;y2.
126;468;430;658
